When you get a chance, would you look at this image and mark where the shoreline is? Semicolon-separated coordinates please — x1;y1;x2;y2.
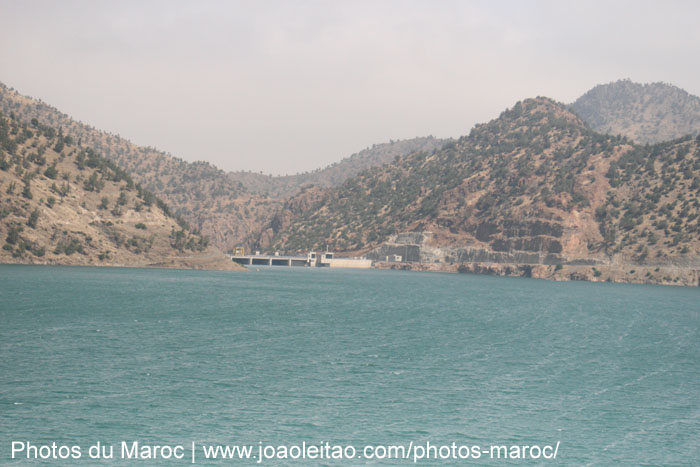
4;258;698;286
0;255;246;272
373;261;700;287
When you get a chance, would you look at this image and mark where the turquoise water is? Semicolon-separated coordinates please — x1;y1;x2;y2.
1;265;699;465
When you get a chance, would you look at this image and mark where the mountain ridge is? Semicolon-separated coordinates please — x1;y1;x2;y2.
4;78;700;284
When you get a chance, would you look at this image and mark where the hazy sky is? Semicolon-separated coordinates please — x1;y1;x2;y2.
1;1;700;174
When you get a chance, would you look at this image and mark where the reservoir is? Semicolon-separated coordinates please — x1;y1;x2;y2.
1;265;698;464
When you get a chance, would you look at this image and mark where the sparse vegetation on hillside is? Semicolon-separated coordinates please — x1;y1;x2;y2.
4;78;699;283
0;82;255;250
256;98;700;280
0;111;231;268
0;82;441;251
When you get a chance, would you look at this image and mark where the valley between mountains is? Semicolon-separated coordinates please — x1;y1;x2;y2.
2;80;699;284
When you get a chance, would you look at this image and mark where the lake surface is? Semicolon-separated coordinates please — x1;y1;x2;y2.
1;265;699;465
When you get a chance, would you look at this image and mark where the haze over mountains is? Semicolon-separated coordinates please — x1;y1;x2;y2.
571;79;700;144
2;79;700;284
228;136;446;198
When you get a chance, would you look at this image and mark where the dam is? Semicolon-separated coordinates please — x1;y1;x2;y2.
231;252;372;269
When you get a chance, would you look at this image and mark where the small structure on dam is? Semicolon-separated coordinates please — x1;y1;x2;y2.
317;252;372;269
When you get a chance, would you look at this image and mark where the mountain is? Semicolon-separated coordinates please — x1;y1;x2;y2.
571;79;700;144
255;97;700;286
0;82;264;251
228;137;446;198
0;112;240;269
6;78;699;283
0;82;442;251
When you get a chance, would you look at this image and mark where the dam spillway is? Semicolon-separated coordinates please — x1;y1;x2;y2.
231;254;311;267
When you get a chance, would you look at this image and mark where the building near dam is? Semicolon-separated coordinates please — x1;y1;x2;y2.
316;252;372;269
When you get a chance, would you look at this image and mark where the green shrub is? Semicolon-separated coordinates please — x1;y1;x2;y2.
22;181;32;199
53;238;83;255
44;165;58;179
53;139;64;153
27;209;40;228
6;225;22;245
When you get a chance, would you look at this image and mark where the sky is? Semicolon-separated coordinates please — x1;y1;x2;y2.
1;0;700;175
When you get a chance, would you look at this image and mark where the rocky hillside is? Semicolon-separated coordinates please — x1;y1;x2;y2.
0;82;263;251
0;112;240;269
257;98;700;285
571;80;700;144
0;82;440;251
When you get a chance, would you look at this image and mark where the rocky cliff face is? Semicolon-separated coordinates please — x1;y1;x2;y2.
368;232;699;286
